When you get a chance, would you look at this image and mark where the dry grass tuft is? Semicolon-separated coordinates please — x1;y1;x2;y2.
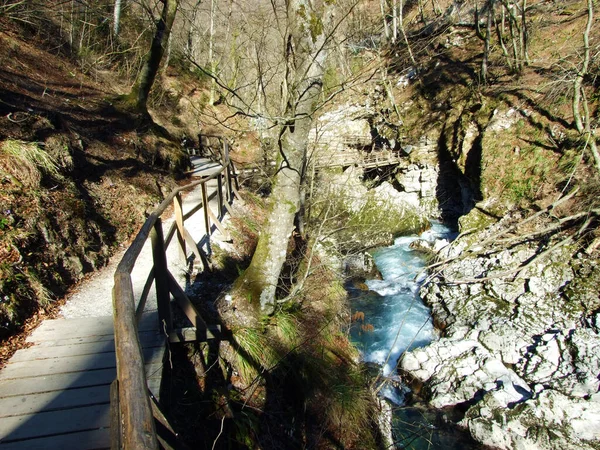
0;139;60;188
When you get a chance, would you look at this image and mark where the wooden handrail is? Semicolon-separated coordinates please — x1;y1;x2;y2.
112;137;239;449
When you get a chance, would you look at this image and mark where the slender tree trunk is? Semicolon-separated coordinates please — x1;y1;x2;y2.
399;0;416;65
507;5;520;71
482;0;493;83
573;0;600;173
392;0;398;43
495;5;512;69
380;0;390;41
163;31;172;75
113;0;123;38
128;0;178;112
237;0;333;314
208;0;217;105
520;0;529;65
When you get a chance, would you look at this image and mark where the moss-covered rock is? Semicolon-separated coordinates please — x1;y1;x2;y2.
313;166;429;252
457;206;498;234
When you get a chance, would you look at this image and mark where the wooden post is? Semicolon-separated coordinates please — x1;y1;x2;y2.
113;273;159;450
151;219;172;334
201;182;211;236
217;175;224;219
224;141;232;203
229;158;242;200
173;193;186;264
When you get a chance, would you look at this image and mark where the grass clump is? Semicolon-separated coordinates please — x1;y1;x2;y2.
0;139;60;188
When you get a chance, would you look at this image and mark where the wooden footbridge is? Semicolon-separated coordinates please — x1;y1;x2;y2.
0;136;240;449
313;148;406;169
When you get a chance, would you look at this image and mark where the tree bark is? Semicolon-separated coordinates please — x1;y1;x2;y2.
128;0;178;112
208;0;217;105
236;0;332;314
573;0;600;173
399;0;416;65
380;0;390;41
113;0;123;38
392;0;398;43
482;0;493;83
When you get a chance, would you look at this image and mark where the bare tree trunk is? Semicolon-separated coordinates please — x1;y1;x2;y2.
495;4;512;69
573;0;600;173
501;0;524;72
208;0;217;105
380;0;390;41
480;0;493;83
236;0;333;314
392;0;398;43
507;4;521;71
163;31;172;75
128;0;178;112
417;0;425;23
186;0;202;63
399;0;416;65
113;0;123;38
520;0;529;65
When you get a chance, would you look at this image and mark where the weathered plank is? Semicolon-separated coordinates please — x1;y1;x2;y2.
110;380;121;450
27;314;158;343
24;333;115;348
0;368;116;398
0;404;110;442
0;385;109;418
174;192;186;262
112;272;159;450
0;360;163;400
0;347;163;380
0;354;117;380
22;329;162;349
11;333;164;361
152;220;173;336
0;429;110;450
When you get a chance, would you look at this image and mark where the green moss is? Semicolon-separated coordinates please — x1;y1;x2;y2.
458;207;497;234
308;12;323;43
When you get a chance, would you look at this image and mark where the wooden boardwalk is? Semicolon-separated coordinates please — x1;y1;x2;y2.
0;143;237;449
0;313;165;449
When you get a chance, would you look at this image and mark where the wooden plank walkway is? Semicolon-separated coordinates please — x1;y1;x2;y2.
0;156;232;449
0;313;166;449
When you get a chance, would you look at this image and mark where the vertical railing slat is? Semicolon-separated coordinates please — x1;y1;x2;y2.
174;193;186;264
151;219;172;334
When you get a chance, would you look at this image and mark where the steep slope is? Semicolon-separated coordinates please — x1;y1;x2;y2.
0;16;191;349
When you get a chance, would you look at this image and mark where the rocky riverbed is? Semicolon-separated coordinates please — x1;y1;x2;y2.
399;209;600;450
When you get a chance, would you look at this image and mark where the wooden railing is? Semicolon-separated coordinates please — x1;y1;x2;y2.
111;136;240;449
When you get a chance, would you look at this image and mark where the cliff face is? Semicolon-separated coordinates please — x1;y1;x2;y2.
400;210;600;449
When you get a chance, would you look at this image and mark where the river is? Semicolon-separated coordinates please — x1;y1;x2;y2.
349;222;485;449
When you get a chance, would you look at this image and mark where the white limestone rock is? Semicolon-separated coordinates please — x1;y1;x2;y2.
462;389;600;450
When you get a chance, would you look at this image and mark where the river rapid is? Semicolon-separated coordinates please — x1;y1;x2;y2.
348;222;485;449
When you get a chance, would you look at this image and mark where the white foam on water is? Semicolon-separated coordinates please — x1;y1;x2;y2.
350;222;455;401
